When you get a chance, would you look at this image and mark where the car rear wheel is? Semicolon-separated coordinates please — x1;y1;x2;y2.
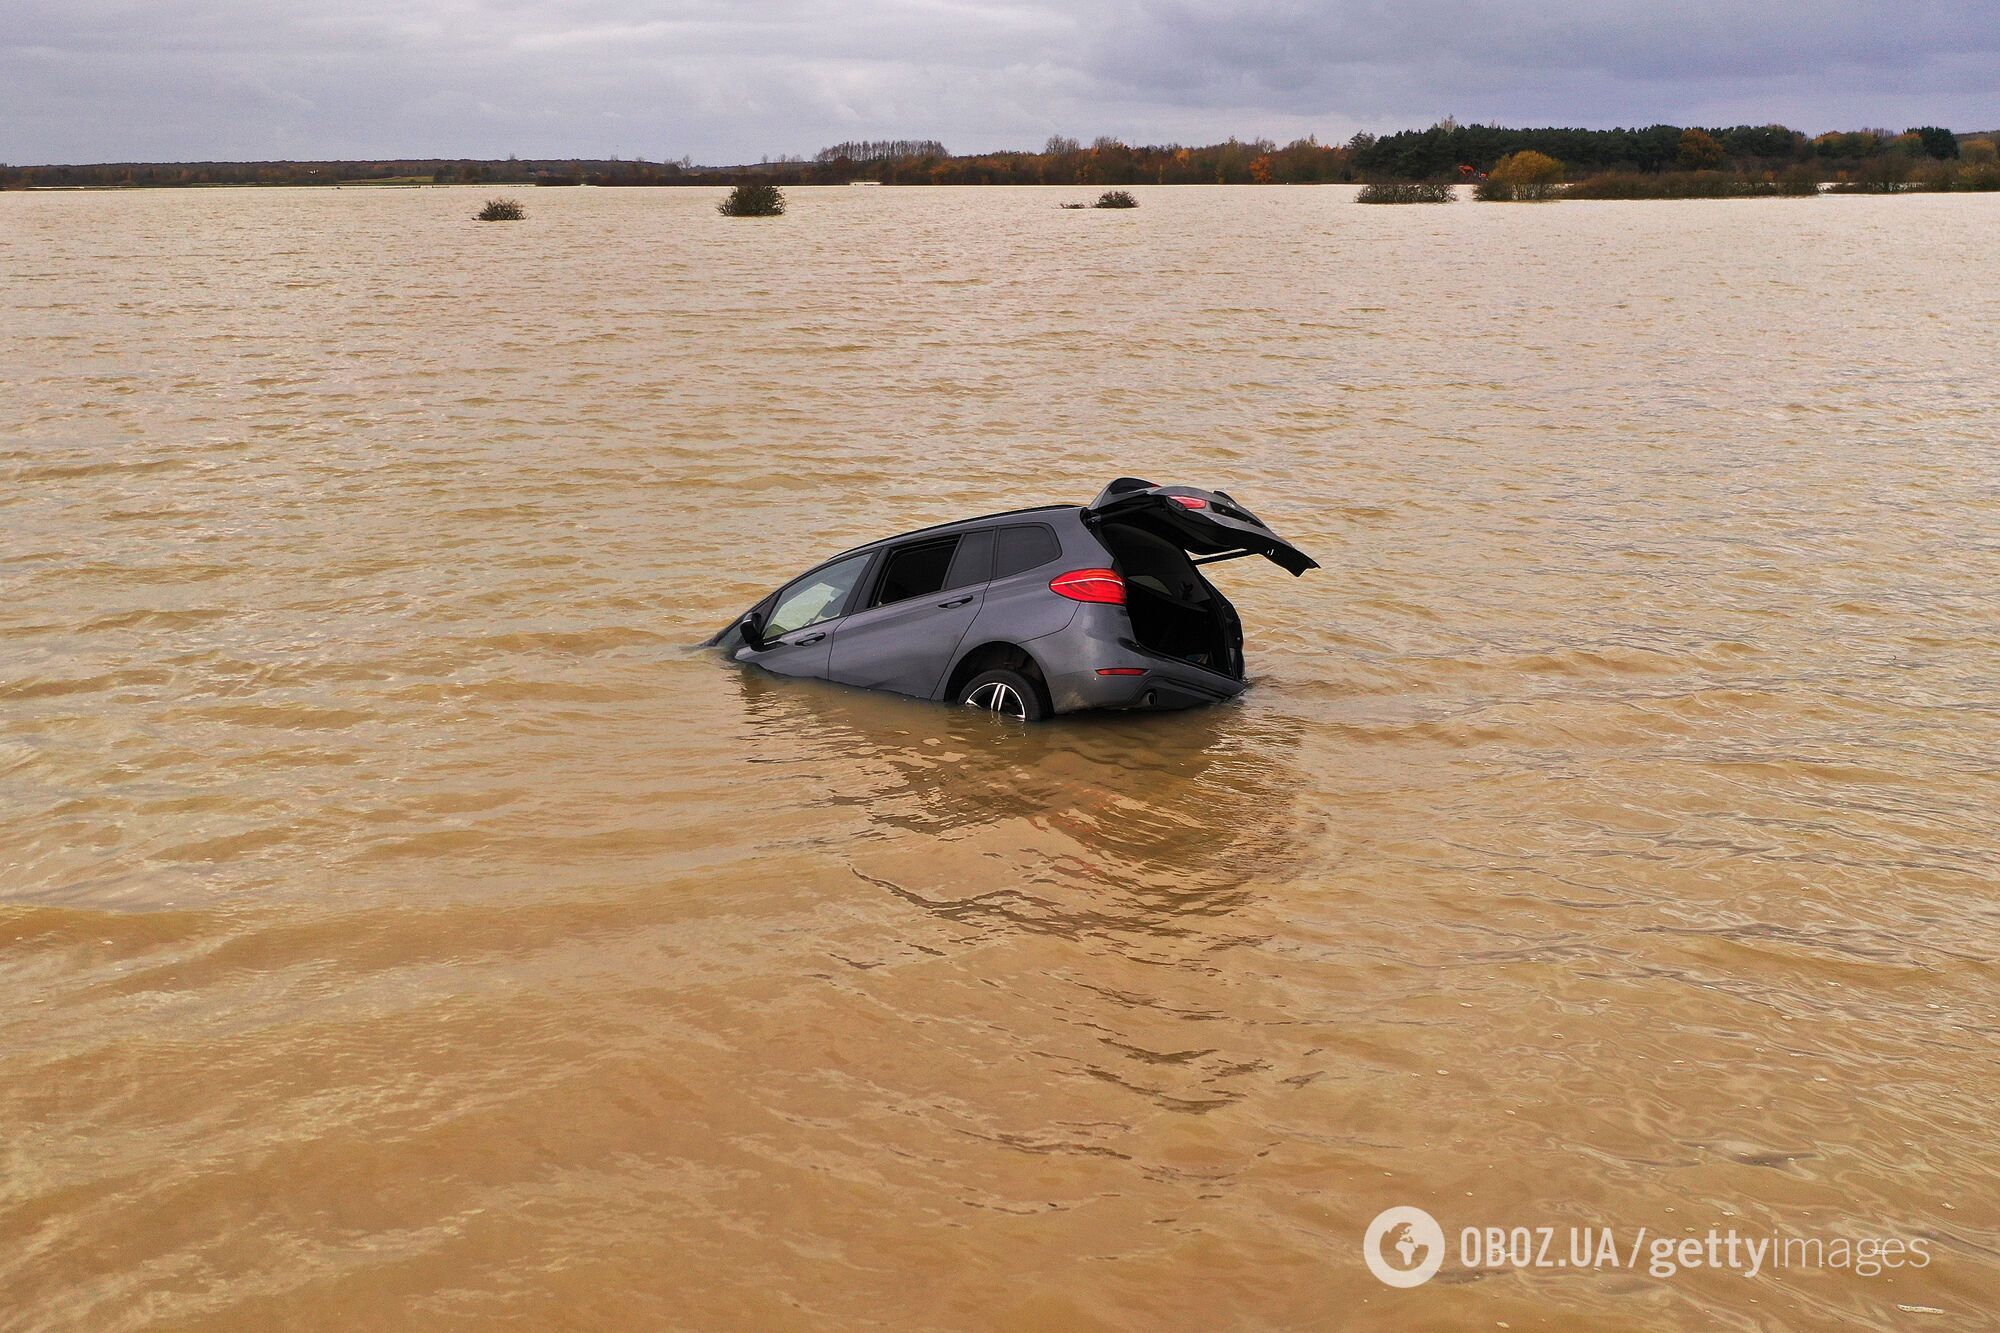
956;668;1048;721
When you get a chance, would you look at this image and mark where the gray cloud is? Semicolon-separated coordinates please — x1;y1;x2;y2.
3;0;1995;164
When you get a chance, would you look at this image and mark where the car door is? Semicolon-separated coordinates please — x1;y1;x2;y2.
827;530;993;699
738;551;875;679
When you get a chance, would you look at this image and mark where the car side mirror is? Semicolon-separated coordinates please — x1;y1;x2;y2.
737;612;766;652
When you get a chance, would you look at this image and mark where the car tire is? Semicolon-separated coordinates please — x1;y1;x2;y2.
956;668;1048;721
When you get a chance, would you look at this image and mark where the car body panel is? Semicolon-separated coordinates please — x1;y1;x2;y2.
752;621;840;678
961;574;1080;662
829;587;987;699
1019;601;1243;712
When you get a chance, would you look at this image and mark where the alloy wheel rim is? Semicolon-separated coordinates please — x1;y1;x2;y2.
965;681;1025;718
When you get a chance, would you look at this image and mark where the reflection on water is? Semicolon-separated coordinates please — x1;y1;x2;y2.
732;668;1313;941
3;185;1998;1331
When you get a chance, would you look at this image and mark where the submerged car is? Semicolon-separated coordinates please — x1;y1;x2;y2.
708;478;1317;720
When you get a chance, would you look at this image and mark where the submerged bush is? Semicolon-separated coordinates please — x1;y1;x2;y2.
1485;151;1565;201
1815;151;2000;193
1953;163;2000;191
1356;181;1455;203
718;182;786;216
1903;159;2000;192
1093;190;1138;208
1826;155;1919;193
1565;170;1818;200
476;198;525;221
1777;165;1823;196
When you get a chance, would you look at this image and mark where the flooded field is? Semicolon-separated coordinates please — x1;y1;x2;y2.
3;184;1997;1329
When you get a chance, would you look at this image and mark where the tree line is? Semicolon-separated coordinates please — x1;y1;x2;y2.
1347;120;1968;180
813;140;948;164
2;122;1986;191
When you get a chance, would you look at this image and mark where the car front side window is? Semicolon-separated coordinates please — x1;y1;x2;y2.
766;553;871;636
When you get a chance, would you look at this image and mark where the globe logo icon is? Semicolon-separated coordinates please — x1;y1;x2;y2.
1363;1206;1445;1288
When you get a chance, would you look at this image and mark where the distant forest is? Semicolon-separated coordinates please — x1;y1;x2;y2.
2;122;1985;190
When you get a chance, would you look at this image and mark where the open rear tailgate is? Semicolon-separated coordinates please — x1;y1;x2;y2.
1083;478;1318;576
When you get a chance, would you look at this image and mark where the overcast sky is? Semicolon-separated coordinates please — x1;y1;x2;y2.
5;0;1995;165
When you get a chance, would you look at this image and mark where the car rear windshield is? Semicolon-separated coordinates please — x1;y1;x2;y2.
1099;522;1205;601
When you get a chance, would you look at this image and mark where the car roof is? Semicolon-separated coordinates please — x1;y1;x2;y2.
806;503;1078;570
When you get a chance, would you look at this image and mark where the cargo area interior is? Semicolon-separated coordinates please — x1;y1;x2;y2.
1095;522;1237;677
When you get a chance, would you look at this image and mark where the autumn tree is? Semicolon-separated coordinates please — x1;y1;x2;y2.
1486;150;1565;200
1676;128;1726;170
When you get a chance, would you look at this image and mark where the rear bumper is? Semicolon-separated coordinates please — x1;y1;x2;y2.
1030;607;1246;713
1088;669;1245;711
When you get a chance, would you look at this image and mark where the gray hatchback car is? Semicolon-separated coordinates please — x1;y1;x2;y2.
709;478;1317;719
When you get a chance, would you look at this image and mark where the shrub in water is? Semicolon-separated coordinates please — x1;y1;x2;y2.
476;198;525;221
1093;190;1138;209
1485;151;1565;201
1903;159;2000;192
1777;165;1822;196
719;182;786;217
1356;181;1455;204
1959;162;2000;191
1564;169;1821;200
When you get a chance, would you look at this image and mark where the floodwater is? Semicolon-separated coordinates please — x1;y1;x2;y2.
3;184;1996;1330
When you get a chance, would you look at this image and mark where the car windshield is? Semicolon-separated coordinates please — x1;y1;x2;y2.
767;553;870;635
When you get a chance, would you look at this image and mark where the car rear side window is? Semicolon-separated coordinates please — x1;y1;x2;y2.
943;529;993;589
993;524;1059;579
870;537;961;607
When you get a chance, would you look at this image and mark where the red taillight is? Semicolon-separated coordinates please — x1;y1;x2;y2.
1095;667;1145;676
1050;568;1126;605
1168;495;1208;510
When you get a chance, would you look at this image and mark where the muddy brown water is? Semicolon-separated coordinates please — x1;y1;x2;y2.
3;184;1997;1330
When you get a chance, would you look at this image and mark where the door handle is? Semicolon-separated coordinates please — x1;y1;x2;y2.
937;596;974;608
793;631;826;644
